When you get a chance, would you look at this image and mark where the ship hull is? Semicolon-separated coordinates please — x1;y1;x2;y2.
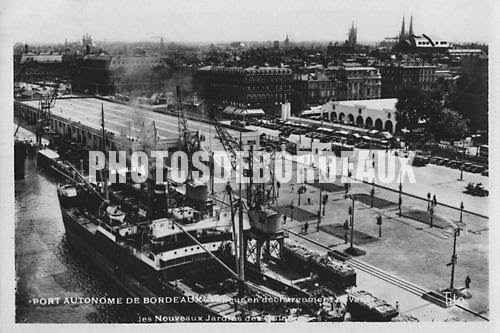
58;203;229;321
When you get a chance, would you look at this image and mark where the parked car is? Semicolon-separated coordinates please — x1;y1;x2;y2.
429;157;438;164
482;169;489;176
463;163;474;172
472;165;485;173
465;182;488;196
445;160;455;167
437;158;449;165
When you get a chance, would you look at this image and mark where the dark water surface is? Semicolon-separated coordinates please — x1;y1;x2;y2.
15;155;151;323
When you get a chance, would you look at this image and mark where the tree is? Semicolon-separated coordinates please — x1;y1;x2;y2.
447;75;487;131
395;87;434;132
428;108;469;141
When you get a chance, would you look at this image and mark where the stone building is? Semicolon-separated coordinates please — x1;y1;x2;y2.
337;66;382;100
377;64;436;97
193;66;293;114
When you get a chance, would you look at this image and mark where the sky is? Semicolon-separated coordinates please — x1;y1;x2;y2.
1;0;495;44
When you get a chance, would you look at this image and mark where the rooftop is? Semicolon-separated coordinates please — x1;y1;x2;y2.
335;98;397;111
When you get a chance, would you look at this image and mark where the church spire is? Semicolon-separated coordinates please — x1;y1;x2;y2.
399;16;406;41
408;15;414;37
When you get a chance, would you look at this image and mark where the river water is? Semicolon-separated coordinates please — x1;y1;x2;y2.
15;153;151;323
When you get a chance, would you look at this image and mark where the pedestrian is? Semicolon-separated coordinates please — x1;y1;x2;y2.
344;230;348;244
304;222;309;234
395;301;399;311
283;215;287;224
465;275;471;289
308;197;311;205
432;194;437;207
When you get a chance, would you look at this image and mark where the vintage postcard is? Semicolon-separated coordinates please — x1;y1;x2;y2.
1;0;497;331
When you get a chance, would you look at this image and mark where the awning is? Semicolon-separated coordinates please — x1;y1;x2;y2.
222;106;238;114
380;131;393;139
246;109;265;115
353;133;361;138
338;130;349;135
222;106;265;116
38;148;60;160
317;127;334;132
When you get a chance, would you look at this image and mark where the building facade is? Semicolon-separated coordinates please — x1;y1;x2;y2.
329;99;398;133
337;67;382;100
293;73;337;108
73;54;165;95
377;65;436;97
15;53;75;83
193;66;293;114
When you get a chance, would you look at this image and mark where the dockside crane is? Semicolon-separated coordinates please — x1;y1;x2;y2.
36;83;59;145
176;86;201;181
209;108;283;273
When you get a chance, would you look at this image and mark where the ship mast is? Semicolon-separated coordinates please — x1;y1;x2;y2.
237;131;245;289
100;102;109;200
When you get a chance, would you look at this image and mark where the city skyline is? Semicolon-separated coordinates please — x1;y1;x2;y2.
2;0;493;45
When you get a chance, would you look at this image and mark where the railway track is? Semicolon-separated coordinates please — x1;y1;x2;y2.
285;228;489;321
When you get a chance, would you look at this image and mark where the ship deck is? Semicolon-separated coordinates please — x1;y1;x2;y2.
66;208;98;233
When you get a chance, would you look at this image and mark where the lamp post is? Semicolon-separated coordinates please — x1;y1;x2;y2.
429;206;434;228
370;183;375;208
459;201;464;223
449;227;463;292
317;210;321;232
348;195;355;250
376;215;382;238
398;182;403;217
322;194;328;216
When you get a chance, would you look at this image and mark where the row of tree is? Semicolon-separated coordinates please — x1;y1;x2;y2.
395;76;487;141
